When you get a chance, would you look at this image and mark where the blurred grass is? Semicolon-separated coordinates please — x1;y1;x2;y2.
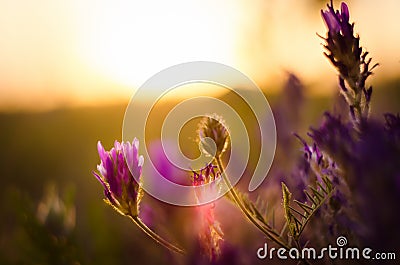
0;76;398;264
0;105;168;264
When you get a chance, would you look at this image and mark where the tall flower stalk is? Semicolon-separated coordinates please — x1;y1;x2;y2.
93;139;185;255
321;1;378;130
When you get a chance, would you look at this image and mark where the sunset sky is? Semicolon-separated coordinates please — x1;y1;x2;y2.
0;0;399;111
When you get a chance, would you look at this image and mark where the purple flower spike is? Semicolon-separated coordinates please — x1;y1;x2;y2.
321;1;377;127
93;139;144;217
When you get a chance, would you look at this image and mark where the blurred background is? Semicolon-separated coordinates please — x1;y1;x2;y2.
0;0;399;264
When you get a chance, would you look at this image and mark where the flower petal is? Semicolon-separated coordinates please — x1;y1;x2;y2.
97;141;108;164
340;2;349;23
92;171;115;204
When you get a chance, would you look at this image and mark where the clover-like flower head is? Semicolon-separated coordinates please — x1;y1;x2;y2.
93;139;144;217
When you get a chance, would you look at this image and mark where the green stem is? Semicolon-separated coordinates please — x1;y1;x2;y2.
128;215;185;255
214;156;289;250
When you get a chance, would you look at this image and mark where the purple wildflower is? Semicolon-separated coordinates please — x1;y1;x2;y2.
294;132;338;183
148;140;190;186
350;119;400;249
274;73;304;160
93;139;144;217
308;113;355;169
321;1;378;127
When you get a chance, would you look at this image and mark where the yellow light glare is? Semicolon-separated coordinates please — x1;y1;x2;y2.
77;0;238;91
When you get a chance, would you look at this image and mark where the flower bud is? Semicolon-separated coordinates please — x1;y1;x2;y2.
198;114;229;158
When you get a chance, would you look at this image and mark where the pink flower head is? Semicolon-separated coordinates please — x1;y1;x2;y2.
93;139;144;216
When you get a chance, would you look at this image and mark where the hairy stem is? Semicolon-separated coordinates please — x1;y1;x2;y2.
215;156;289;250
128;215;185;255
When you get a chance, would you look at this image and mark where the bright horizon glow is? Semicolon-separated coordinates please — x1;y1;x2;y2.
78;0;238;89
0;0;399;111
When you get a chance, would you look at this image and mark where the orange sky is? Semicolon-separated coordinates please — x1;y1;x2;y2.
0;0;399;111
